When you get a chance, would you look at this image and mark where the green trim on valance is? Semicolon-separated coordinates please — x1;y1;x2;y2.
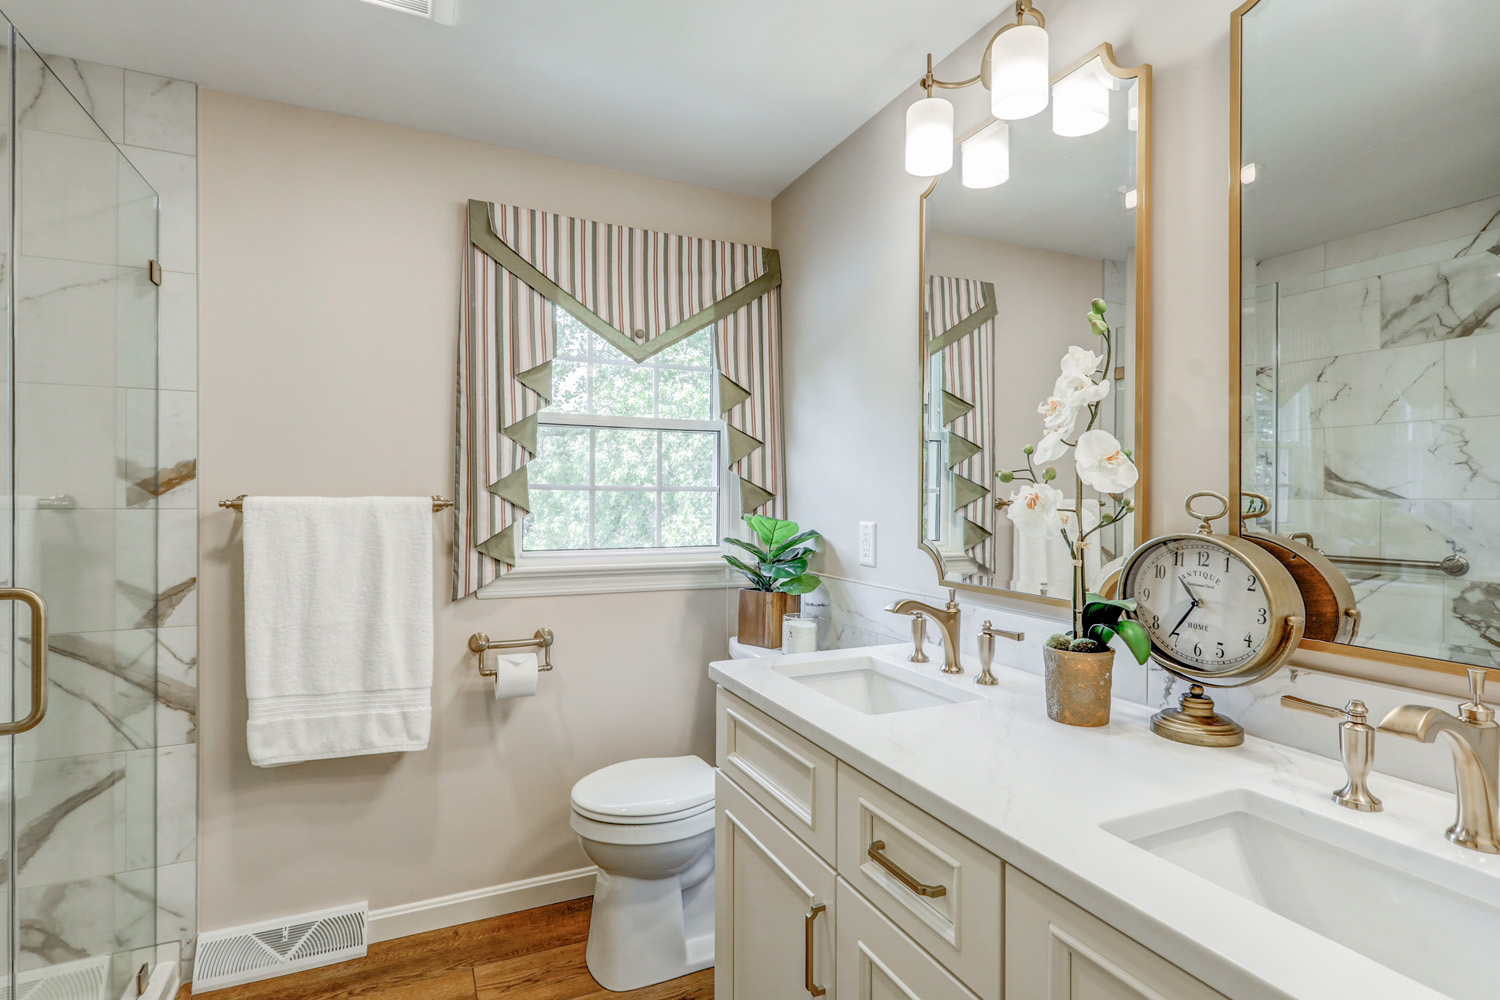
740;478;775;514
728;426;763;465
476;524;518;565
952;473;989;512
941;390;974;426
927;281;997;357
469;199;782;364
515;361;553;402
487;466;530;511
947;432;981;469
962;518;993;551
502;412;539;455
719;372;752;413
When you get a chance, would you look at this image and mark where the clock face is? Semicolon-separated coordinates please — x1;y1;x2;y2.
1122;537;1272;672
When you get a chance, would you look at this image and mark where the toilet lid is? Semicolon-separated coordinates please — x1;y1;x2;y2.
570;756;714;824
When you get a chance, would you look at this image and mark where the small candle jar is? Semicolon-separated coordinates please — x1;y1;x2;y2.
781;613;819;654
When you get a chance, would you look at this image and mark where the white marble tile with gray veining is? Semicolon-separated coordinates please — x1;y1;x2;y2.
123;72;195;155
1380;252;1500;347
1278;342;1443;429
16;868;156;973
1276;277;1381;363
157;745;195;866
18;55;124;143
156;627;197;746
156;860;196;971
1445;334;1500;419
15;630;158;763
6;749;154;889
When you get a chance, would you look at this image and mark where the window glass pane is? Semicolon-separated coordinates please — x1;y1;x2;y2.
530;426;590;485
658;367;712;420
657;329;712;368
550;360;590;413
593;364;655;417
595;428;657;486
591;331;633;363
595;491;657;548
555;310;590;358
662;492;716;547
524;490;591;550
662;431;716;487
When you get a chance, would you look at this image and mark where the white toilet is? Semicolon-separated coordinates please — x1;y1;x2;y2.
569;755;715;991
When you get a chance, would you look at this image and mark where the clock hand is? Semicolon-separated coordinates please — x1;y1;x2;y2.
1168;603;1195;638
1179;576;1204;607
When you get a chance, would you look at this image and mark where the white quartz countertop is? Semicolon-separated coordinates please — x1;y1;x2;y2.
709;643;1493;1000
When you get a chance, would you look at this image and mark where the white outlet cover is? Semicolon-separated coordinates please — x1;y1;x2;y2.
858;522;876;567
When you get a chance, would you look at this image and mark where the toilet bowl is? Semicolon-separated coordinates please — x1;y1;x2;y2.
570;755;715;992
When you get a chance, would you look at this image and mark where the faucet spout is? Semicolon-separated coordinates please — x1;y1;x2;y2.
1380;687;1500;854
885;590;963;675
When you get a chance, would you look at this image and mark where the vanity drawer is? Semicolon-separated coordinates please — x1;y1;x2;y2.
716;688;838;862
836;878;981;1000
837;763;1002;1000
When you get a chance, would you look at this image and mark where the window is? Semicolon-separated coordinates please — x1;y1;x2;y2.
523;308;724;555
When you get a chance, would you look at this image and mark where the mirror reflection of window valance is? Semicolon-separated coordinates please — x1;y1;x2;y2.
927;276;997;569
455;200;787;597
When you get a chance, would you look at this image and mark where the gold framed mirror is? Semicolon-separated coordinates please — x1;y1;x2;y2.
1229;0;1500;679
918;43;1152;607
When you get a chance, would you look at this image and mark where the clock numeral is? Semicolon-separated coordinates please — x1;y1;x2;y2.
1151;615;1161;630
1244;632;1253;647
1154;564;1166;579
1197;551;1211;567
1216;642;1225;659
1224;555;1231;572
1193;642;1203;657
1257;608;1268;625
1247;574;1257;592
1172;550;1184;567
1140;587;1151;600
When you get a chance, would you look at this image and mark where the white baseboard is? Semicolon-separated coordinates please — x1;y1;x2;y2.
367;866;598;943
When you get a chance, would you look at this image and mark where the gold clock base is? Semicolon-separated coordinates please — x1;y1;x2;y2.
1150;684;1244;748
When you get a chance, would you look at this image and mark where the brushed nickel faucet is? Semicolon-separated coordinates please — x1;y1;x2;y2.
977;621;1025;686
1378;668;1500;854
886;589;963;674
1281;696;1382;812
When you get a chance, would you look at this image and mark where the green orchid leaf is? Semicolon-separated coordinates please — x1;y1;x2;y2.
1085;594;1136;611
1112;619;1153;665
1088;624;1117;647
778;573;822;596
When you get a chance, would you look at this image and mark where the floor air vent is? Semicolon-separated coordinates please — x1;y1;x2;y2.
0;956;109;1000
193;903;367;993
354;0;457;24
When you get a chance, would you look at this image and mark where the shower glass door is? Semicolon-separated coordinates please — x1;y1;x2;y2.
1;21;162;999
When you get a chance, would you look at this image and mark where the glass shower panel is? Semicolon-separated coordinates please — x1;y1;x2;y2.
9;31;160;999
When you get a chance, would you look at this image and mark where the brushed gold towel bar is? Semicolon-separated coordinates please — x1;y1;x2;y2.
470;629;555;676
218;494;454;512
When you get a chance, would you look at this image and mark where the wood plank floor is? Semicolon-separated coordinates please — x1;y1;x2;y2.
175;899;712;1000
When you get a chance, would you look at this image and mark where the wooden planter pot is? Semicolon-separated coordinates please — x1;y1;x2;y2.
738;590;801;649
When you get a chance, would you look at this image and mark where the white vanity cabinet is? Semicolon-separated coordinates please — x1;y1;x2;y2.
714;689;1226;1000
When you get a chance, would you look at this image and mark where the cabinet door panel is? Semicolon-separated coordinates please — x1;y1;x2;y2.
716;771;837;1000
1005;866;1229;1000
836;879;983;1000
718;688;839;861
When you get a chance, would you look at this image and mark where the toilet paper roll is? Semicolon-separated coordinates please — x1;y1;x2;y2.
490;651;539;700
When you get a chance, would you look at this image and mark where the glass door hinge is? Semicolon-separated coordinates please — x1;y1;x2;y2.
149;260;162;286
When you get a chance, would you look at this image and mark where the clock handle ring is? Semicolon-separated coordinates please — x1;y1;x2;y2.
1241;491;1271;523
1185;491;1230;535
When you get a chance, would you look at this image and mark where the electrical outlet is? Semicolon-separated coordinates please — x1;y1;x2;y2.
858;522;876;567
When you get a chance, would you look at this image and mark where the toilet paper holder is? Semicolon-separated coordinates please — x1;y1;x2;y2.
470;628;555;676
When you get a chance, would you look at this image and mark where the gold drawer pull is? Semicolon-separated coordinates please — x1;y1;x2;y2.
804;903;827;997
867;840;948;898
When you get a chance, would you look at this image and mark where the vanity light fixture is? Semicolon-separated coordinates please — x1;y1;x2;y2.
1052;61;1109;137
905;2;1052;176
961;120;1011;189
1240;162;1259;185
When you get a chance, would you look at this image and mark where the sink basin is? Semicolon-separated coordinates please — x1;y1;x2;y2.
1103;789;1500;1000
770;655;982;715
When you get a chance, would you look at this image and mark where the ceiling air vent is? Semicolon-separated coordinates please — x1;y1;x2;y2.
355;0;457;25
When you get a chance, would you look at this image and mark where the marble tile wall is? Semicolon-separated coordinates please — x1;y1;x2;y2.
1250;195;1500;666
11;54;199;981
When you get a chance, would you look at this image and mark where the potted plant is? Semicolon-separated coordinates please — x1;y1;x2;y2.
997;299;1151;726
723;515;822;648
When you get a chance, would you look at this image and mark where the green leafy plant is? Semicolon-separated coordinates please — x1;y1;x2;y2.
723;515;821;595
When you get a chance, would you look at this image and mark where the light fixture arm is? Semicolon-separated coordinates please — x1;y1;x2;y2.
915;0;1047;96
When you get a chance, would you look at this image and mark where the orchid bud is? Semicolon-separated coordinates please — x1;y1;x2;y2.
1090;298;1107;315
998;469;1014;483
1043;467;1057;481
1022;445;1035;455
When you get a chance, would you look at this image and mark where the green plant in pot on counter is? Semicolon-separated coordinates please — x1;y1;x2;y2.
723;515;821;649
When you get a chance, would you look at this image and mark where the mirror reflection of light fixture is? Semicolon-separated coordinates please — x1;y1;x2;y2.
1052;60;1109;137
1124;188;1138;210
961;120;1011;189
1240;162;1259;185
905;1;1049;177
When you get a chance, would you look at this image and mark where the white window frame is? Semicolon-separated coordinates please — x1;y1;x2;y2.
478;323;736;599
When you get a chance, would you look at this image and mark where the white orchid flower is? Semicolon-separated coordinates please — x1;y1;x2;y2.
1060;346;1104;379
1075;429;1139;493
1053;370;1110;408
1006;482;1065;537
1037;395;1080;434
1033;428;1070;464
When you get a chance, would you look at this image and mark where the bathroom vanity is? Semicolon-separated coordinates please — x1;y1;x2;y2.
711;645;1500;999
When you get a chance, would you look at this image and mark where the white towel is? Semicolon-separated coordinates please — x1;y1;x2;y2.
1011;500;1101;598
242;496;434;766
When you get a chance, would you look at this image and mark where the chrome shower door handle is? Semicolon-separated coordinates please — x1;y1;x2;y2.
0;588;47;735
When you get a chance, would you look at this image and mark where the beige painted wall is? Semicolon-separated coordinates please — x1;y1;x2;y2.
775;0;1239;600
196;90;768;932
927;232;1103;580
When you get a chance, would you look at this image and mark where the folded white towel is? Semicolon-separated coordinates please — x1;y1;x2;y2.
242;496;434;766
1011;499;1101;598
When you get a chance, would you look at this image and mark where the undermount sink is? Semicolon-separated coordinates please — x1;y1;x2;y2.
1103;789;1500;1000
770;655;982;715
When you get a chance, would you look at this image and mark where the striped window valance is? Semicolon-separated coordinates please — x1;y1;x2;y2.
455;200;787;598
926;276;998;573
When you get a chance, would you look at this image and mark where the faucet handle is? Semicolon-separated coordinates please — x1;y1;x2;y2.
975;620;1024;687
1462;668;1495;724
1280;695;1382;812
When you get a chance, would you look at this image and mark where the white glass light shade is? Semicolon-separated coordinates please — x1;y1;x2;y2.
1124;188;1137;210
1052;63;1109;137
989;24;1049;120
961;120;1010;189
905;97;954;176
1240;162;1259;185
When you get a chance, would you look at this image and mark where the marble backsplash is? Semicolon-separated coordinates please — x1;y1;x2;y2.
803;575;1464;796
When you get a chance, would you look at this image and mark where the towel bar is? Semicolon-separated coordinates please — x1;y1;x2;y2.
219;494;453;512
470;628;554;676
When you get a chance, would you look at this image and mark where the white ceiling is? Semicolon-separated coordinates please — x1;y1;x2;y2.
0;0;1010;199
1241;0;1500;259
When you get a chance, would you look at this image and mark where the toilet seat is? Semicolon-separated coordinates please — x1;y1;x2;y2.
570;755;713;824
570;805;714;846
